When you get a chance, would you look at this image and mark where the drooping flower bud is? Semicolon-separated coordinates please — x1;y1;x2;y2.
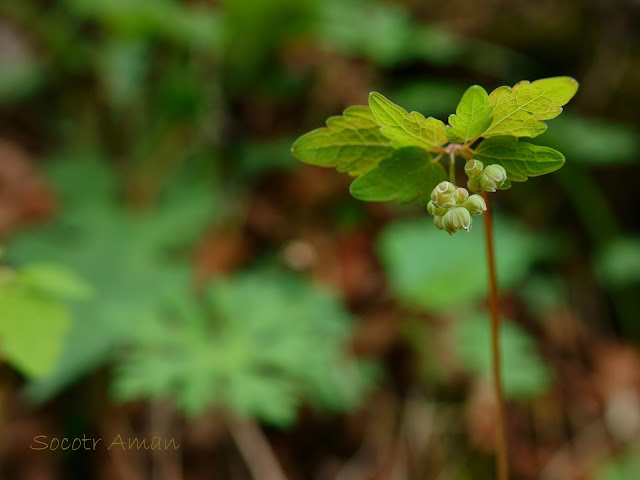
433;214;444;230
455;187;469;203
464;159;484;179
427;200;446;216
463;194;487;215
442;207;471;234
430;181;457;208
479;164;508;192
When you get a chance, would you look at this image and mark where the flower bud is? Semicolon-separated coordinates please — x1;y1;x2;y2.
433;214;444;230
479;164;508;192
455;187;469;203
463;194;487;215
467;177;481;193
442;207;471;234
430;181;457;208
465;159;484;179
427;200;446;216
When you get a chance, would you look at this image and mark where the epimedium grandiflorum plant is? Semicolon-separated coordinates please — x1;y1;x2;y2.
291;76;579;480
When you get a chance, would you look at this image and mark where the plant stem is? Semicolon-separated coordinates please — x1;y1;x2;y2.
228;417;289;480
482;192;508;480
449;152;456;183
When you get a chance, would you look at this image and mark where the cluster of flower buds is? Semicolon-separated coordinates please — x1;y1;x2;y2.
427;181;486;234
465;160;508;192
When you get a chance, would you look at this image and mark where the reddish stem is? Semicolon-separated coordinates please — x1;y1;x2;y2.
482;191;508;480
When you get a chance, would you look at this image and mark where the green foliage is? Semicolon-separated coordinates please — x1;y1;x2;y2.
0;263;89;379
350;147;446;204
474;136;566;181
595;237;640;288
63;0;221;49
292;77;577;211
596;446;640;480
290;106;393;176
368;92;448;149
453;315;550;398
113;271;374;426
8;154;218;402
446;85;493;143
8;155;373;423
378;217;551;312
484;77;579;138
317;0;530;74
536;114;639;166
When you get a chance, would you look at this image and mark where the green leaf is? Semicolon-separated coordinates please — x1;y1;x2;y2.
112;271;375;426
446;85;493;143
7;153;218;403
291;106;393;176
368;92;447;149
378;216;551;312
530;113;639;166
596;237;640;288
474;136;565;182
596;447;640;480
453;315;551;398
0;286;70;379
16;264;92;300
483;76;579;138
349;147;446;204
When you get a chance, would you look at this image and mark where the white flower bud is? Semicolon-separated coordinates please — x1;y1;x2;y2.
455;187;469;203
430;181;457;208
433;214;444;230
427;200;446;216
463;194;487;215
465;159;484;179
467;177;481;193
442;207;471;234
479;164;508;192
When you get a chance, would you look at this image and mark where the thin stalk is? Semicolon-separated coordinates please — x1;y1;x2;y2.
482;192;508;480
449;152;456;183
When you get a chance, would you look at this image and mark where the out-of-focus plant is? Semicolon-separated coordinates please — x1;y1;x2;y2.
596;445;640;480
7;153;373;432
0;251;90;379
7;154;219;402
291;76;578;480
114;271;373;426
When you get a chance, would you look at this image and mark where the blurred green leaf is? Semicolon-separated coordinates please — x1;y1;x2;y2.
96;40;148;108
237;138;298;177
378;216;550;312
484;77;579;138
222;0;314;92
113;271;374;426
369;92;448;149
532;114;639;166
474;136;565;181
318;0;414;66
453;315;551;398
8;153;218;402
63;0;221;49
16;264;93;300
392;81;467;119
596;237;640;288
596;446;640;480
318;0;532;74
0;263;88;378
0;289;68;379
350;147;446;204
446;85;493;143
291;106;393;176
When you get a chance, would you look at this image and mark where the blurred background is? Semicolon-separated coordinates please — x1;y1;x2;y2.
1;0;639;479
